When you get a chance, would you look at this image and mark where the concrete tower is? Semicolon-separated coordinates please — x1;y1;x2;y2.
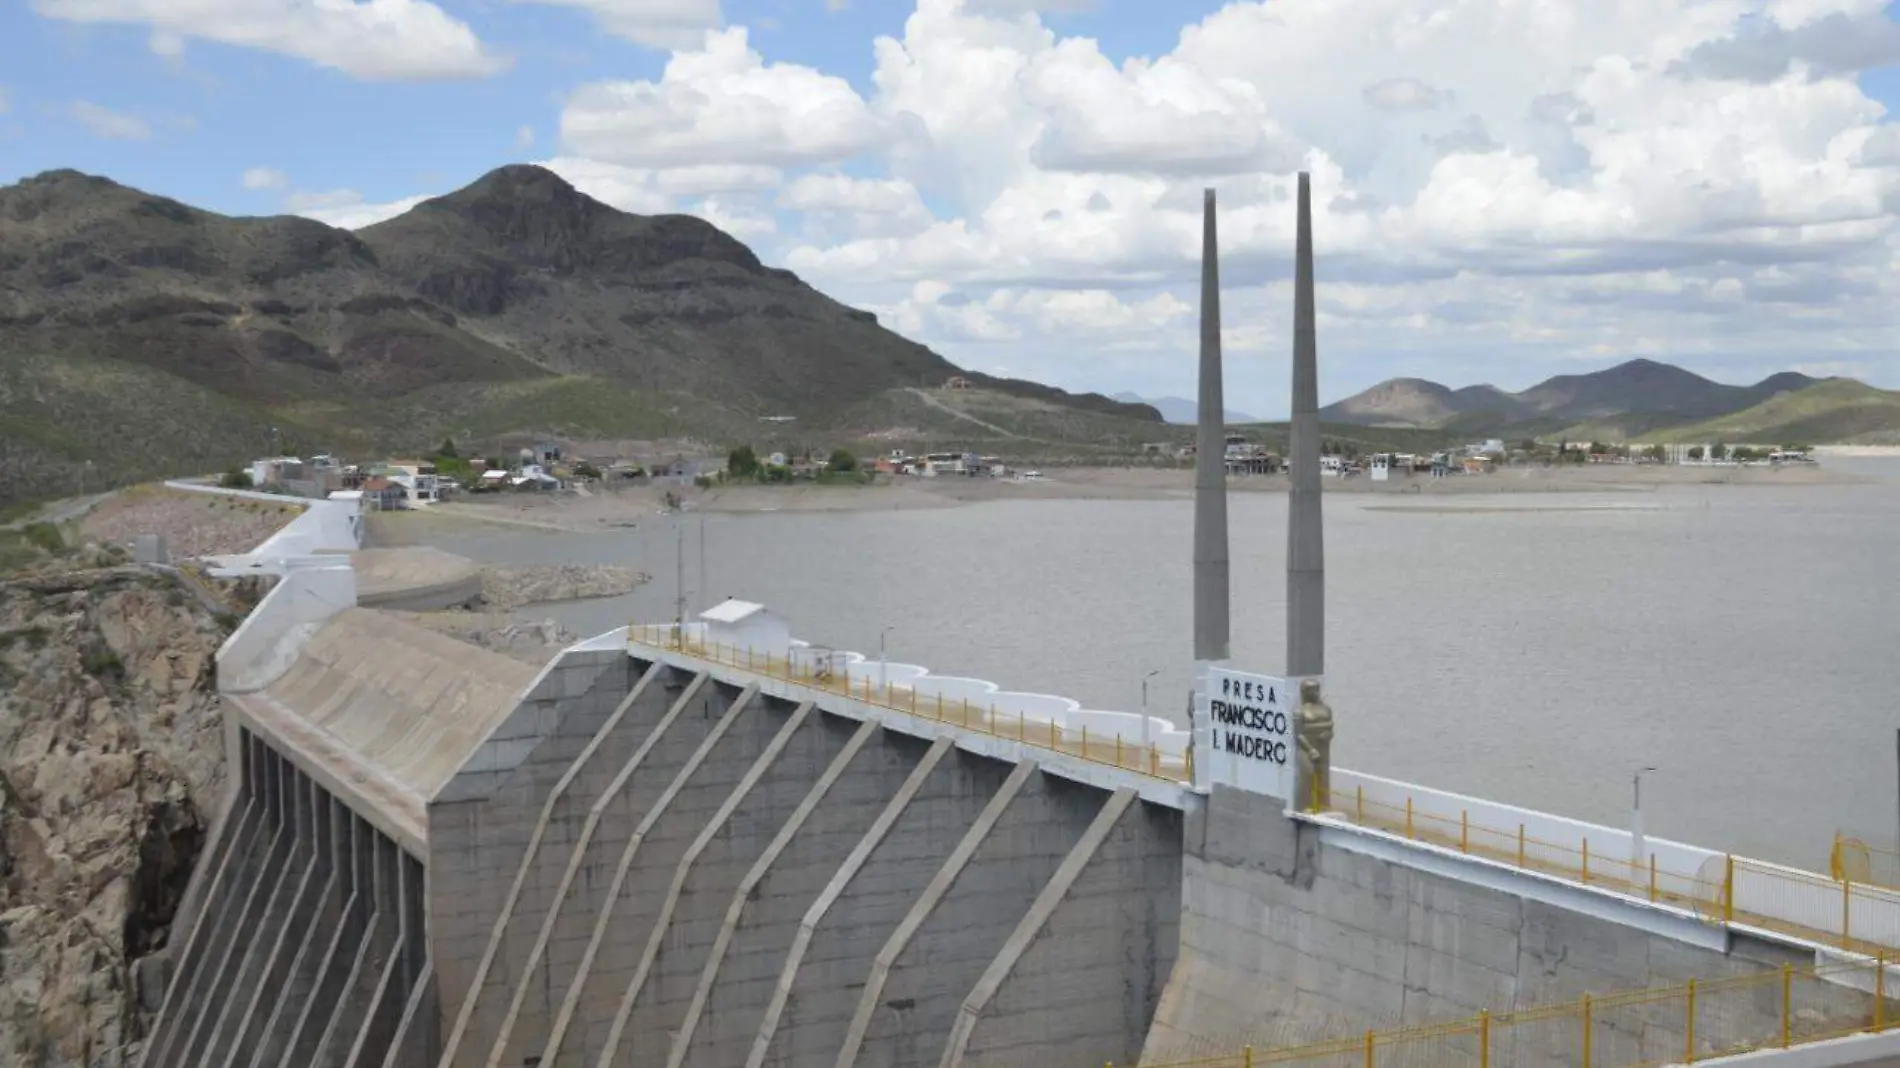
1286;172;1324;679
1193;187;1231;670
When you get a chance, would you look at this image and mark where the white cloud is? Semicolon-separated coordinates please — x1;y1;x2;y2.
747;0;1900;409
32;0;508;81
1362;76;1451;111
64;100;151;140
693;196;777;240
777;172;935;237
241;166;289;190
287;188;432;229
560;27;887;168
148;29;184;59
510;0;720;50
514;125;536;150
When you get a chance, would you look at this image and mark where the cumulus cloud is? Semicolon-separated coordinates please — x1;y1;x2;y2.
777;173;935;237
32;0;508;81
1671;10;1900;82
514;125;535;150
287;188;432;229
750;0;1900;407
560;27;886;168
511;0;721;50
1362;76;1452;111
64;100;150;140
241;167;289;190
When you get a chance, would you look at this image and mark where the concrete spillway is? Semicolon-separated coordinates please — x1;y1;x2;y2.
144;604;1896;1068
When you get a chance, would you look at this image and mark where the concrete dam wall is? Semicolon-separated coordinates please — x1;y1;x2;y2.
144;614;1890;1068
426;648;1184;1068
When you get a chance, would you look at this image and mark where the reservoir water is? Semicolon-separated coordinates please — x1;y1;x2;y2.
420;458;1900;870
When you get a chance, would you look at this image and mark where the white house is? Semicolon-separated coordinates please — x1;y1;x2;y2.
698;599;791;659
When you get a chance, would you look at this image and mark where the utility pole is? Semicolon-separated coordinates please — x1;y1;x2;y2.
1141;668;1160;748
674;519;686;634
698;513;707;615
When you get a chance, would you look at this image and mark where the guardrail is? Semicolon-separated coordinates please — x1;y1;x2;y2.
1317;784;1900;956
1124;953;1897;1068
631;625;1900;958
1835;833;1900;891
627;625;1188;782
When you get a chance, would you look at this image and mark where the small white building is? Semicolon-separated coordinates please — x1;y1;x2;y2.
699;599;791;659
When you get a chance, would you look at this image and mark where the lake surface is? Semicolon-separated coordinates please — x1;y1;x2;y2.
422;459;1900;869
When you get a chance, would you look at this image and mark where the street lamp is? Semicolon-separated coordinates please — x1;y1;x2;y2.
1632;765;1658;871
879;624;895;694
1140;668;1161;747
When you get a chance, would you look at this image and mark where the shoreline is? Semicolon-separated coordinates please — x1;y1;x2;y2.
367;461;1871;532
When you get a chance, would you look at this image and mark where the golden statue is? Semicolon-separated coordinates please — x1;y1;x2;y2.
1297;678;1334;810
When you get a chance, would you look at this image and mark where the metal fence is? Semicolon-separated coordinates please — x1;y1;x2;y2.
627;625;1188;782
629;627;1900;957
1121;955;1896;1068
1317;784;1900;956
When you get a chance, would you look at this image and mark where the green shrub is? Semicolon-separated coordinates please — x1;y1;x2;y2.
218;469;253;489
82;647;124;678
21;522;63;553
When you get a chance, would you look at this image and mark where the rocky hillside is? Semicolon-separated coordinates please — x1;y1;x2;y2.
0;555;233;1068
0;166;1156;504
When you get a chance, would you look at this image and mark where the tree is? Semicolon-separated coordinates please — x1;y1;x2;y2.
1688;445;1705;461
728;444;761;479
573;461;602;480
827;448;858;473
485;456;505;472
219;469;253;489
438;437;459;459
1644;443;1666;463
1711;442;1728;461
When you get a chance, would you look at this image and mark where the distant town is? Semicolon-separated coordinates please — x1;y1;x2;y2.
222;427;1817;514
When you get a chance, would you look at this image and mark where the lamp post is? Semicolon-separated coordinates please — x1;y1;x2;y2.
1141;668;1160;747
879;624;894;694
1632;765;1658;872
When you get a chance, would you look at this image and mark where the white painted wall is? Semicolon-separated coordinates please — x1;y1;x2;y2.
216;561;357;691
701;609;792;658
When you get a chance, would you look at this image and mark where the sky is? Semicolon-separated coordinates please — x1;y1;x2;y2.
2;0;1899;418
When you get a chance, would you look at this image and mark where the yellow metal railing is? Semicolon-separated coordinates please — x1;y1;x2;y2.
1834;833;1900;891
631;625;1900;958
1121;953;1896;1068
1316;784;1900;957
628;625;1187;783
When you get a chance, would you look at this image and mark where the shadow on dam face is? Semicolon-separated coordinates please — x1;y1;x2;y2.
142;632;1880;1068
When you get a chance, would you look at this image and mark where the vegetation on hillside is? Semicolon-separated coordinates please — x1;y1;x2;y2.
1649;380;1900;445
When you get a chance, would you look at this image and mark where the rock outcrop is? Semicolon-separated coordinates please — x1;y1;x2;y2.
0;562;231;1068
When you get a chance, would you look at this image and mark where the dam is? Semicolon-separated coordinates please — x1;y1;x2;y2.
136;176;1900;1068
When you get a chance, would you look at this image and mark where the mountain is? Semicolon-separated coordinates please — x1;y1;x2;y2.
1321;359;1823;438
0;166;1156;502
1111;392;1259;425
1653;379;1900;445
1317;378;1524;427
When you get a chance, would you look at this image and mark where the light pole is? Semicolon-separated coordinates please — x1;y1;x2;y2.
879;624;894;694
1140;668;1160;748
1632;765;1658;872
